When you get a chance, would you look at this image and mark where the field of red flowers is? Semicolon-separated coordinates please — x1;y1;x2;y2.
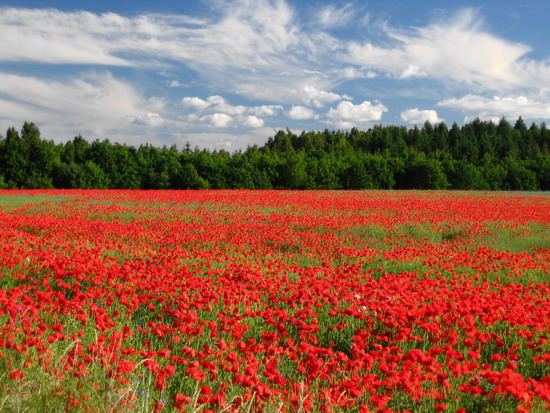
0;190;549;412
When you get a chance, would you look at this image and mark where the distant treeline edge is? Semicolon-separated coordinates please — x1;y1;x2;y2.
0;117;549;190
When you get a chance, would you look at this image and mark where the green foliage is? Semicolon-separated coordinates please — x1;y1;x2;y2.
449;160;487;190
396;152;449;189
0;118;549;190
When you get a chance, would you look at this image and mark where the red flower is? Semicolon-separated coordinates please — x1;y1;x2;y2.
173;393;191;409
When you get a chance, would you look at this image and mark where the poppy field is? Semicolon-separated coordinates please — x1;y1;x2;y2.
0;189;549;412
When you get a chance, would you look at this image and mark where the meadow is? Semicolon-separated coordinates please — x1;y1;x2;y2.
0;190;548;412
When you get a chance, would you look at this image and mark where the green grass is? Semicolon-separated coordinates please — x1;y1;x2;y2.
483;224;550;253
0;194;66;210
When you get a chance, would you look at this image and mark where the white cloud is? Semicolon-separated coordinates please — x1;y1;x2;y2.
344;9;550;92
314;4;355;29
0;4;352;105
249;105;283;117
181;126;278;150
182;95;281;126
0;71;165;141
400;108;443;124
181;96;211;110
300;85;343;108
196;112;264;129
206;95;226;106
400;65;427;79
169;80;186;88
287;105;318;120
147;97;166;112
215;137;234;149
437;94;550;120
206;96;247;116
132;113;164;127
336;67;377;80
2;5;549;104
243;115;264;128
1;4;550;150
326;100;388;128
0;8;133;66
202;113;233;128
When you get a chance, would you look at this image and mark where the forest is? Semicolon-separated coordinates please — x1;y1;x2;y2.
0;117;548;190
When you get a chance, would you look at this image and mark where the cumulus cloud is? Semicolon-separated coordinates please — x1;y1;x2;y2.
205;96;247;116
189;101;267;129
181;95;248;116
181;95;279;129
287;105;318;120
181;97;211;110
132;113;164;127
201;113;233;128
326;100;388;128
400;108;443;124
249;105;283;117
437;94;550;121
243;115;265;128
300;85;344;108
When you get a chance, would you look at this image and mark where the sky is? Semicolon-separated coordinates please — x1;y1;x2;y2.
0;0;549;151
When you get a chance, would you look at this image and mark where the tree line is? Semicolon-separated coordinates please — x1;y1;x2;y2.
0;117;548;190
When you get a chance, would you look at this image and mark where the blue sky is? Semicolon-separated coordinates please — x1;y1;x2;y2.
0;0;549;150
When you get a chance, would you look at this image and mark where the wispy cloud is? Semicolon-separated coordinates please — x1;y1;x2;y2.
0;71;164;138
343;9;549;92
0;2;549;149
314;3;356;29
3;5;547;98
0;8;133;66
0;3;347;103
400;65;427;79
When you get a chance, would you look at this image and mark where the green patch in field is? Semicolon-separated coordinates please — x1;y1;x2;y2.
367;261;430;279
0;194;67;210
317;314;364;356
482;223;550;253
348;224;387;241
174;201;202;210
98;211;136;222
395;224;444;243
14;225;50;237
